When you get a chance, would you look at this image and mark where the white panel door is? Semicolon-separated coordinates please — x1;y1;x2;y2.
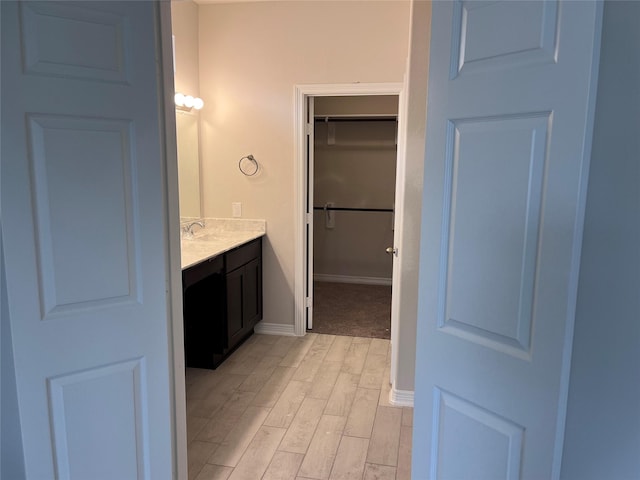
414;1;602;479
306;95;314;330
1;2;175;479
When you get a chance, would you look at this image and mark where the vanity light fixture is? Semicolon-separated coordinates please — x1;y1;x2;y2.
174;92;204;111
193;97;204;110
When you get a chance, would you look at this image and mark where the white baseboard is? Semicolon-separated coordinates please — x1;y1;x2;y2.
254;321;298;336
314;274;392;286
389;386;414;407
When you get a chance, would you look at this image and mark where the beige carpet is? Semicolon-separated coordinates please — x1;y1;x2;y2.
311;282;392;339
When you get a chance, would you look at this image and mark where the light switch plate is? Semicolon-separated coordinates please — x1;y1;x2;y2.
232;202;242;218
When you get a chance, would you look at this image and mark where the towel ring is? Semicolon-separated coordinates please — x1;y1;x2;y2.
239;154;259;176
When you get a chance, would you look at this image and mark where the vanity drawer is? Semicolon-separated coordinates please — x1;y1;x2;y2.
225;237;261;272
183;254;224;288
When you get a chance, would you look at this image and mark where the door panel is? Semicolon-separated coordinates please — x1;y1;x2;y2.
20;1;130;83
414;1;602;478
1;2;175;478
226;267;244;345
434;389;524;480
442;113;548;358
48;359;146;479
452;0;558;76
28;115;139;316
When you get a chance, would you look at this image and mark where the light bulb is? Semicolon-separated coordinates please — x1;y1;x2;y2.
184;95;195;108
193;97;204;110
174;92;185;107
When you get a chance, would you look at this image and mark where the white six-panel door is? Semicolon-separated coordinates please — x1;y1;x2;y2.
2;2;176;478
306;95;315;330
413;1;602;478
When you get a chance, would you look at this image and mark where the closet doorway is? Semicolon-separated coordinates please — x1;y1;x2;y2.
294;83;405;382
309;94;399;339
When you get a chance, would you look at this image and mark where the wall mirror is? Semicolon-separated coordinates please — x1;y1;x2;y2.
176;111;202;218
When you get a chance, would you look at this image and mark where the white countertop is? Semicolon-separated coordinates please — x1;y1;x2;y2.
180;218;266;270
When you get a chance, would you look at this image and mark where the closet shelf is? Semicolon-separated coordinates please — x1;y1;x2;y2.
315;143;397;150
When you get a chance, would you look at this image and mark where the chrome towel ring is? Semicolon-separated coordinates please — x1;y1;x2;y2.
239;154;259;176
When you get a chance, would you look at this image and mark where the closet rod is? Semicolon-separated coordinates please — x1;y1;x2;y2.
312;206;393;213
313;115;397;122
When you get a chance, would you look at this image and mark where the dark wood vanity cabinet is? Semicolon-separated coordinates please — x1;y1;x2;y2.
182;255;226;369
182;237;263;369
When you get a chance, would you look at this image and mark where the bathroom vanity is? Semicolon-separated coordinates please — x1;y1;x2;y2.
181;219;265;369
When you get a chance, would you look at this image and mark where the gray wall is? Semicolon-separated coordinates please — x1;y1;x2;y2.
561;2;640;478
395;0;431;392
1;231;26;479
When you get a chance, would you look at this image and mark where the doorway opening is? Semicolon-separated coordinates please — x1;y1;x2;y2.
294;83;406;375
310;95;398;339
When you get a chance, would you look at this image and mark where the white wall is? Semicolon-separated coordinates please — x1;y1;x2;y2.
561;2;640;478
197;1;410;327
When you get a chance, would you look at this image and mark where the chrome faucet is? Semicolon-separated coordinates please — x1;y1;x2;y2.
182;221;204;238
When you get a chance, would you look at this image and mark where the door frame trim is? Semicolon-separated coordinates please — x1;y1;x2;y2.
293;82;405;386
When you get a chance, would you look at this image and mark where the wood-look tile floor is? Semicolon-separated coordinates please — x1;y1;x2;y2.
186;333;412;480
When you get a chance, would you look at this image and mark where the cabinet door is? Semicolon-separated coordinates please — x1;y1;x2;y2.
226;267;245;348
225;257;262;350
242;257;262;328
